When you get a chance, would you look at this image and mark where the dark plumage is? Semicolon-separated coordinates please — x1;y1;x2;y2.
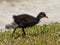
12;12;48;37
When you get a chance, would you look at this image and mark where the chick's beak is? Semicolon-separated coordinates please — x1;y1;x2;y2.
45;16;48;18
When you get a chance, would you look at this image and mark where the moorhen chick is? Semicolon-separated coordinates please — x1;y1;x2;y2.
12;12;48;37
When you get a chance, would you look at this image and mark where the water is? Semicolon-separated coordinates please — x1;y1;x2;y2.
0;0;60;30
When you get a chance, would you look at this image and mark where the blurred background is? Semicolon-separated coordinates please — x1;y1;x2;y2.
0;0;60;29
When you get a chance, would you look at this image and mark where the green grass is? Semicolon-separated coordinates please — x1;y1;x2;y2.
0;22;60;45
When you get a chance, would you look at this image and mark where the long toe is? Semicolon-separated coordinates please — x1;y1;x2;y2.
10;34;14;38
22;33;26;37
